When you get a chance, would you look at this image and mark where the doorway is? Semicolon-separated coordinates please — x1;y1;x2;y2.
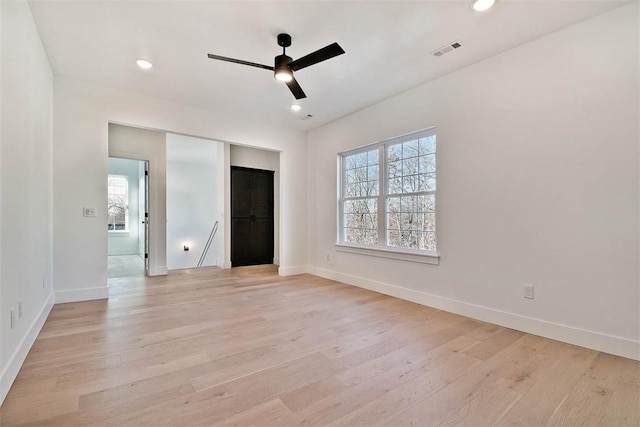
107;157;149;278
231;166;274;267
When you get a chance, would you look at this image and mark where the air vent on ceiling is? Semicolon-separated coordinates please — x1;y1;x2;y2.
431;41;462;58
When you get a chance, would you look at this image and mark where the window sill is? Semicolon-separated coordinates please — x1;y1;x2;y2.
108;231;130;237
335;243;439;265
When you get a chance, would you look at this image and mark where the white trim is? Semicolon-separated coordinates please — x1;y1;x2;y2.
1;292;54;405
217;260;232;269
336;243;439;265
148;265;168;276
278;265;309;276
55;286;108;303
307;266;640;361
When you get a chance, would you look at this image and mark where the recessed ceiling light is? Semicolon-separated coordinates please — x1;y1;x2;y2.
472;0;495;12
136;59;153;69
290;104;302;112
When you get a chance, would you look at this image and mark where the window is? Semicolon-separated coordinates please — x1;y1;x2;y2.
339;128;437;256
107;175;129;231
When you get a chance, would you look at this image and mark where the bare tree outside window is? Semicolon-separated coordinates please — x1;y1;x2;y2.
339;129;436;253
108;175;128;231
342;149;379;245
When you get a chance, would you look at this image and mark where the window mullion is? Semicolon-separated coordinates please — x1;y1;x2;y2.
378;145;386;246
339;155;345;244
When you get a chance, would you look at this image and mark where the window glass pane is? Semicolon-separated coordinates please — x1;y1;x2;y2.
402;157;419;176
403;140;419;158
419;154;436;174
367;165;378;181
419;136;436;155
418;174;436;192
343;198;377;245
345;156;357;170
107;175;128;231
401;230;417;248
388;144;402;161
402;175;419;193
418;231;437;251
388;177;402;194
367;149;379;166
343;182;357;198
354;152;367;168
417;194;436;213
388;160;401;178
345;168;357;184
352;166;366;182
344;150;379;197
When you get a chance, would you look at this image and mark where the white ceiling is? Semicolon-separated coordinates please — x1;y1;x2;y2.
29;0;629;132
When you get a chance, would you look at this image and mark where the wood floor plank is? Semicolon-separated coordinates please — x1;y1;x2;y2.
0;266;637;426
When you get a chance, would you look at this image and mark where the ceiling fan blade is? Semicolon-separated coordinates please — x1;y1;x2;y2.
289;42;345;72
207;54;274;71
286;76;307;99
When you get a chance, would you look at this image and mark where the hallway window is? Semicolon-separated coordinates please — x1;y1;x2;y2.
108;175;129;231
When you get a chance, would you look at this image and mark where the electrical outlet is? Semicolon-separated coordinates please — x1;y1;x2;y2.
524;284;534;300
326;253;331;261
10;308;15;329
82;207;96;217
18;301;22;319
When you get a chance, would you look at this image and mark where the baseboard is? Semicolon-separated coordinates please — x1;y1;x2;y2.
55;286;109;303
217;260;232;269
148;265;168;276
308;266;640;361
1;292;54;406
278;265;309;276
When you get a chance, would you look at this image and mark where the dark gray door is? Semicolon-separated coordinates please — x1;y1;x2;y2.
231;166;274;267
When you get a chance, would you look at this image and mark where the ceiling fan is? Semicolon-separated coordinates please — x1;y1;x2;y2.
207;33;345;100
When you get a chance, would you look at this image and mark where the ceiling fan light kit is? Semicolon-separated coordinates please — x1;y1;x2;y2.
207;33;345;100
274;55;293;82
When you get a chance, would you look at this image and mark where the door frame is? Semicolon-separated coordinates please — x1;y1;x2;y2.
108;153;151;276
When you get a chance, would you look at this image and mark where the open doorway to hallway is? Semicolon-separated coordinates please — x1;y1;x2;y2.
108;157;149;278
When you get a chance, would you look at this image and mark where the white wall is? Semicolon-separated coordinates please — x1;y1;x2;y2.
230;145;281;264
307;4;639;360
53;75;307;302
166;133;222;270
0;0;54;404
108;124;166;276
107;157;141;256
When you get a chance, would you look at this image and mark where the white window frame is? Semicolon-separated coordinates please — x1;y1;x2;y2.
337;127;439;265
108;174;129;233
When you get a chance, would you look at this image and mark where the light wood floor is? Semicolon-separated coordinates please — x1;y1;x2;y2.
1;266;638;426
108;255;144;279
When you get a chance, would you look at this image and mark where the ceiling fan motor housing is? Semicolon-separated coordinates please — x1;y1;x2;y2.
275;54;292;69
274;54;293;80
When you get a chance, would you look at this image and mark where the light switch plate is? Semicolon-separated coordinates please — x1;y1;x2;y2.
83;207;96;217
